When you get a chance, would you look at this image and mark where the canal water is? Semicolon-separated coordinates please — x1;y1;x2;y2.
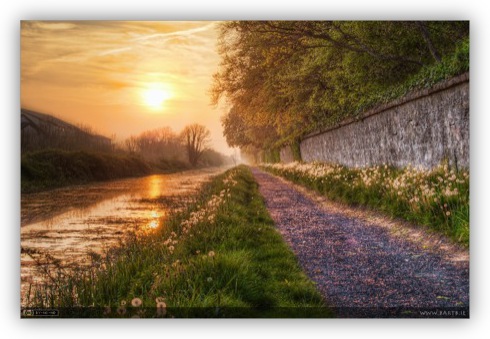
20;167;227;305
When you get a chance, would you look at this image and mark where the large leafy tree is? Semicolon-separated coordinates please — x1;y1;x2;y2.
211;21;469;151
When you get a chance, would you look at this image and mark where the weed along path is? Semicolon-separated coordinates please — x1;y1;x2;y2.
251;168;469;318
20;167;228;305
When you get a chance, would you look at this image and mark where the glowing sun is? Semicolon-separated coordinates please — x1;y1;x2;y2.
141;83;172;109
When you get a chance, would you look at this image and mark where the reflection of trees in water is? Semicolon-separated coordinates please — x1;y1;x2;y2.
21;184;126;226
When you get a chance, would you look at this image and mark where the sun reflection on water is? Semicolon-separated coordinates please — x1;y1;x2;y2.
149;176;164;199
141;210;161;234
21;167;228;306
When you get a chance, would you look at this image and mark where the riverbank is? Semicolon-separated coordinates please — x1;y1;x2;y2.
21;149;152;193
23;165;331;318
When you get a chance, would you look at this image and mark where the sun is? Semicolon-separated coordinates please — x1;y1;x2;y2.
141;83;172;109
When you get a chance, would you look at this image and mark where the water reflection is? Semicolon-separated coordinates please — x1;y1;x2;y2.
149;176;164;199
20;167;227;305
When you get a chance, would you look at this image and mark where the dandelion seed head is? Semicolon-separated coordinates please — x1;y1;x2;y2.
131;297;142;307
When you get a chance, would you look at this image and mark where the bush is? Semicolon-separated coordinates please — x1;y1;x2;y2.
21;149;151;193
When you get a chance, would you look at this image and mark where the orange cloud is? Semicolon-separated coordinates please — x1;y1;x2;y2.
21;21;232;154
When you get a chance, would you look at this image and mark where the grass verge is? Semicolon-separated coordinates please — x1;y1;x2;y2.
261;162;469;246
23;165;332;318
21;149;151;193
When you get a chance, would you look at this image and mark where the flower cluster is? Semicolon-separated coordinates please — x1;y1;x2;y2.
262;161;469;228
161;170;239;255
106;297;167;317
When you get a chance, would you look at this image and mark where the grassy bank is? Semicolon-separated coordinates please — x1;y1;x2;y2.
262;162;469;246
21;149;152;193
24;166;331;318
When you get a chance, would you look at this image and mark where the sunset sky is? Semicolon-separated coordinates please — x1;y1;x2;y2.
21;21;233;154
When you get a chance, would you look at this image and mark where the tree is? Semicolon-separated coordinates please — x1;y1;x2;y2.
124;126;186;162
180;124;211;167
125;135;138;153
211;21;469;151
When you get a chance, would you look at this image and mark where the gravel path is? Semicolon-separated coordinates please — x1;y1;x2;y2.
252;168;469;318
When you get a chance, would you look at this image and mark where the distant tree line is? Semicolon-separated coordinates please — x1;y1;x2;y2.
211;21;469;158
21;109;231;169
124;123;232;169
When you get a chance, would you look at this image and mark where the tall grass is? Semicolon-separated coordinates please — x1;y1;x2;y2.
23;166;331;318
21;149;151;193
261;162;469;246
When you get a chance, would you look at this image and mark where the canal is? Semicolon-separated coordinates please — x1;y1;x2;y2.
20;167;228;305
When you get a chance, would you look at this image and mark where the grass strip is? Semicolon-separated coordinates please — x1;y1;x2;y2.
25;165;332;318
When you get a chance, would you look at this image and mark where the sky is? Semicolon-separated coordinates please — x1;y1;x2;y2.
5;1;490;338
21;20;234;154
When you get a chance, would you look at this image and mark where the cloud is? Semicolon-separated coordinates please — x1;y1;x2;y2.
133;22;216;43
98;47;133;56
20;21;231;152
32;21;78;30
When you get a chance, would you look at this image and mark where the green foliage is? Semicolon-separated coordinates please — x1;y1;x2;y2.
21;149;151;193
199;149;228;167
154;157;192;173
350;37;470;117
212;21;469;150
153;149;229;173
25;166;332;318
291;140;302;162
262;148;281;163
262;162;469;246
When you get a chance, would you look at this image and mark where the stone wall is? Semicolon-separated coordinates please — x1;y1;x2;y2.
289;73;469;169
